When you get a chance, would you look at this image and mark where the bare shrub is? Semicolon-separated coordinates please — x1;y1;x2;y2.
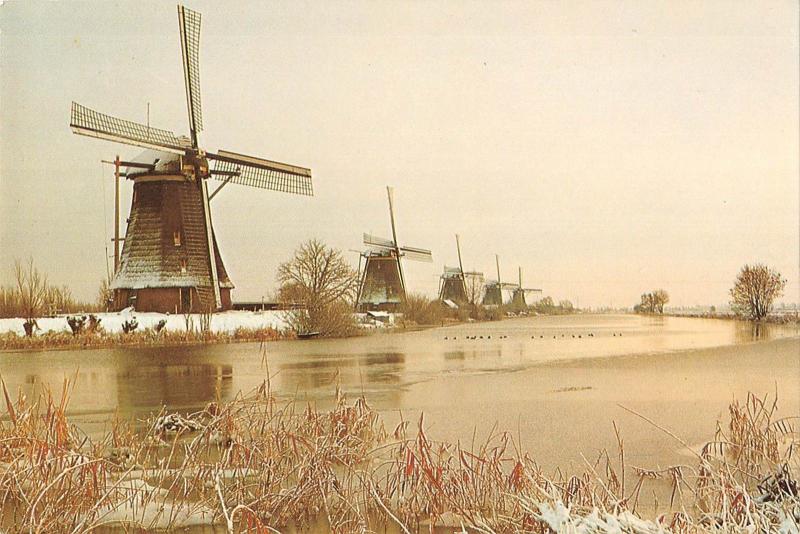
401;293;443;325
66;315;86;336
86;314;102;333
485;305;504;321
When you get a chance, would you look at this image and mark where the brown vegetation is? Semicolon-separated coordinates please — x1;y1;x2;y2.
0;326;284;352
0;379;796;532
400;293;444;326
530;296;575;316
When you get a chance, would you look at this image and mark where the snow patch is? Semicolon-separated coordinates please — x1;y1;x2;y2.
0;310;288;336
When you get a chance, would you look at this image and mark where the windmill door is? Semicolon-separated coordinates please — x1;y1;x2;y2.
180;288;192;313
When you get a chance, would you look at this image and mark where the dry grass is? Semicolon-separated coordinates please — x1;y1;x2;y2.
0;327;286;352
0;372;797;533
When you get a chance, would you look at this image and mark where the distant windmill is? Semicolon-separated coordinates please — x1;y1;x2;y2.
69;5;313;313
510;267;542;308
482;254;517;306
356;187;433;311
438;234;483;306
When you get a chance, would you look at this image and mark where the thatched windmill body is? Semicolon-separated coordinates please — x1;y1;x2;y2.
510;267;542;308
438;235;483;306
356;187;432;311
70;5;313;313
482;254;517;306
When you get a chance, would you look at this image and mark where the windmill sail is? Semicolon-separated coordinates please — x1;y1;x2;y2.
70;102;187;154
210;151;313;196
399;246;433;263
363;234;432;262
178;5;203;144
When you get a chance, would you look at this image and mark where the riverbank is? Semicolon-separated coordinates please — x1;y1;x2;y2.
0;307;556;352
665;310;800;325
1;378;797;532
0;326;287;352
0;310;293;352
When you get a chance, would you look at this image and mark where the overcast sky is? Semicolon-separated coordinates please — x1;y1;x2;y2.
1;0;797;308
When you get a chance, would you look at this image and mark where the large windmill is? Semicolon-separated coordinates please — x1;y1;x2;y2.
482;255;517;306
356;187;432;311
510;267;542;308
438;234;483;306
70;5;313;313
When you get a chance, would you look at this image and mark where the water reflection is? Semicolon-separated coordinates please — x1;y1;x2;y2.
116;363;233;409
733;320;776;344
274;352;406;400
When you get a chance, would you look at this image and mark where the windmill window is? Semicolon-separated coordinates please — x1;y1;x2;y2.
173;230;182;247
180;259;188;273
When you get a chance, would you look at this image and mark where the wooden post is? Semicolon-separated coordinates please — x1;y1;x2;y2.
114;155;121;274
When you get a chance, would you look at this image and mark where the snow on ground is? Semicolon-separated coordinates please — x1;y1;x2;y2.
0;310;289;336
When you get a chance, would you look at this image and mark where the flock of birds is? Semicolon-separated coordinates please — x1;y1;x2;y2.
443;332;625;341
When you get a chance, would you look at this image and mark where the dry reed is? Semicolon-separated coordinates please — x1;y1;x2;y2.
0;372;797;533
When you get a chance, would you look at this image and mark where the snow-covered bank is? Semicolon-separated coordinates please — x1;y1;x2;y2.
0;310;289;337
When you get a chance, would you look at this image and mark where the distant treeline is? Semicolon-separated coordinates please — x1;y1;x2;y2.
401;294;576;327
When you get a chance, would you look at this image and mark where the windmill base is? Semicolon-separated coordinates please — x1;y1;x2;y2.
113;287;232;314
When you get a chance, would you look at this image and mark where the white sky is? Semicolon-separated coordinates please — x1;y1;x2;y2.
1;0;798;308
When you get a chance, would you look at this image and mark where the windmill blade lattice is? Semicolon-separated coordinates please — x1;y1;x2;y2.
70;102;187;154
210;150;313;195
178;5;203;142
363;234;396;250
398;245;433;263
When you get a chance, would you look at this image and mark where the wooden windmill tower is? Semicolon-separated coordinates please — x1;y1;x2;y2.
482;254;517;306
356;187;432;311
438;235;483;306
510;267;542;308
70;5;313;313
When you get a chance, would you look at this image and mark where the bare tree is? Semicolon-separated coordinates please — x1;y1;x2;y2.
464;273;484;310
277;239;359;336
730;264;786;321
14;257;47;335
44;285;73;316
